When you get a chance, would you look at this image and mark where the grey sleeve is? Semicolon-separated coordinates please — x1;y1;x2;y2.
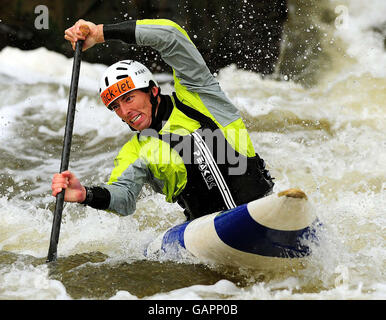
135;21;240;126
102;159;150;216
135;22;218;91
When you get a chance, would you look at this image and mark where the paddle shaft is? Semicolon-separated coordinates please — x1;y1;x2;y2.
46;39;84;263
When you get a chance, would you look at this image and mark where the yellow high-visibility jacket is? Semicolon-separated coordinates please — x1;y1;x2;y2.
102;19;273;217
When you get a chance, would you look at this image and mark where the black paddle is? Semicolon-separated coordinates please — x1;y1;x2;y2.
46;25;89;263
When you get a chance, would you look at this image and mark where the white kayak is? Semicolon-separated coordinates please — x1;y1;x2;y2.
146;188;320;270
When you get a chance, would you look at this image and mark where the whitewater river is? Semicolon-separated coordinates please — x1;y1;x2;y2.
0;0;385;300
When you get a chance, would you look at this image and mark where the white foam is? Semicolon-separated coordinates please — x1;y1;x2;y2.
331;0;386;78
0;262;71;300
0;47;105;92
144;279;240;300
0;1;385;300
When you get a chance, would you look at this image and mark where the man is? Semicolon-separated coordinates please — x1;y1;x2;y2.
52;18;274;220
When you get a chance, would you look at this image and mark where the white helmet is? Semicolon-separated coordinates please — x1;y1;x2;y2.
99;60;158;109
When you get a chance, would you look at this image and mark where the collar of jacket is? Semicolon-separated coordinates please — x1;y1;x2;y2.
148;94;173;132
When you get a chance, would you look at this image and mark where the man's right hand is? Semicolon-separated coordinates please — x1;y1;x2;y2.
64;19;104;51
51;170;86;203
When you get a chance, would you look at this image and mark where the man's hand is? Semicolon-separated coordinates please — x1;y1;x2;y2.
51;170;86;203
64;19;104;51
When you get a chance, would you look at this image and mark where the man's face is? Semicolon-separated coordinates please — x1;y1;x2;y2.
109;88;155;131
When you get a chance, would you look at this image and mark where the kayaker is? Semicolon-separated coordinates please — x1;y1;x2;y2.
51;18;274;221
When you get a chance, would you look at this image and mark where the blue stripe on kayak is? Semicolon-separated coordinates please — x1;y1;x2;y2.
161;220;190;251
214;204;317;258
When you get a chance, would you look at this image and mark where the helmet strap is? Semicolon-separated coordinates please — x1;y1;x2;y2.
150;86;160;127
